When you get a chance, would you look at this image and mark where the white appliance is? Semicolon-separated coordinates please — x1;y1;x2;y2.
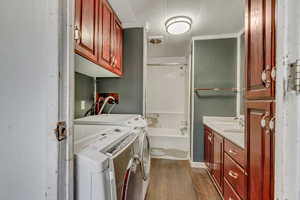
74;114;147;128
74;114;151;199
75;126;143;200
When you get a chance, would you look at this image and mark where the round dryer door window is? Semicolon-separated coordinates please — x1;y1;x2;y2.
141;134;151;180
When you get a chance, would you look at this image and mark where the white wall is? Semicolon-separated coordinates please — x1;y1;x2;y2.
146;65;187;114
0;0;60;199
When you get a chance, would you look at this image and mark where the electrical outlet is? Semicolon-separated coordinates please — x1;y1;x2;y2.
81;101;86;110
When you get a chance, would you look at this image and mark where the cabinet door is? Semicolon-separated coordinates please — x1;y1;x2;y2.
98;0;114;71
246;101;274;200
112;17;123;76
245;0;276;99
212;133;223;192
204;127;209;166
75;0;98;62
204;127;212;170
208;131;214;173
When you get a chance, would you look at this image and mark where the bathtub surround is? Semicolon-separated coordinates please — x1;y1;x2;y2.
146;58;190;160
96;28;144;115
192;37;237;162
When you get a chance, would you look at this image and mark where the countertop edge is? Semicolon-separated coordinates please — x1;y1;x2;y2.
203;121;245;149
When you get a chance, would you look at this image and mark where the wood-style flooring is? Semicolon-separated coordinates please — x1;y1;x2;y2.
146;159;221;200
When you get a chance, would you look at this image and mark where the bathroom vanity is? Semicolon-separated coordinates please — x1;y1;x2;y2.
203;117;246;200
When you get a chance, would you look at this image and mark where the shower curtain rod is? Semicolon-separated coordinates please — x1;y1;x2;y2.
147;63;188;66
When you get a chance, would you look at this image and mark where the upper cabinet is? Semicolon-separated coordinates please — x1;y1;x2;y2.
98;0;114;71
113;18;123;76
245;0;276;99
75;0;123;77
75;0;99;62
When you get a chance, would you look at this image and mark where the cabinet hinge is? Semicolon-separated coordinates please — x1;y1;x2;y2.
74;26;80;41
55;121;67;141
288;59;300;93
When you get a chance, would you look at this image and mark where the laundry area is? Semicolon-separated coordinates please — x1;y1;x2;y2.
2;0;300;200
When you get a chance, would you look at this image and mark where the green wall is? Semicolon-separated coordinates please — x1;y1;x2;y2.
193;38;237;162
96;28;144;115
75;72;95;119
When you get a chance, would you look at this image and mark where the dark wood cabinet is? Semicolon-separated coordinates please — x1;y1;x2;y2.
75;0;99;62
246;101;274;200
98;0;114;71
224;153;246;199
203;125;247;199
75;0;123;76
204;126;213;173
224;178;242;200
245;0;276;99
245;0;276;199
212;133;223;193
224;139;246;168
112;17;123;76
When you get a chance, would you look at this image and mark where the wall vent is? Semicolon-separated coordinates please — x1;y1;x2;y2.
149;36;164;45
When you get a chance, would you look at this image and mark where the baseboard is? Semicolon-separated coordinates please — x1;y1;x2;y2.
151;155;189;161
189;160;207;168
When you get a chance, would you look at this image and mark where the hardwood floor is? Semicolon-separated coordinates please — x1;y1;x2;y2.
190;168;222;200
146;159;221;200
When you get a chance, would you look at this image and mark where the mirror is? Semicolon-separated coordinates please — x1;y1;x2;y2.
238;33;245;116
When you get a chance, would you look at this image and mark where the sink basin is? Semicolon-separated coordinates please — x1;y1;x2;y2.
214;123;240;129
223;128;243;133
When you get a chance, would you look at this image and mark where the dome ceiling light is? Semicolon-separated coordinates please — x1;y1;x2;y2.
165;16;192;35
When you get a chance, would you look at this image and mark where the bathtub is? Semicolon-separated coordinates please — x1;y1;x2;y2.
148;127;189;160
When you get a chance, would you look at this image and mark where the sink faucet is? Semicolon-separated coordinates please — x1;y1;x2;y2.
98;96;115;115
239;119;244;128
234;116;245;127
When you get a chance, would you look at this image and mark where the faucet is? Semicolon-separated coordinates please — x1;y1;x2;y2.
98;96;115;115
234;116;245;128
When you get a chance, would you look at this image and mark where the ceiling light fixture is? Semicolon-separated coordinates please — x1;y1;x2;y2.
165;16;192;35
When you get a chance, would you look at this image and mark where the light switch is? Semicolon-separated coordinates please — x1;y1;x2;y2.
81;101;86;110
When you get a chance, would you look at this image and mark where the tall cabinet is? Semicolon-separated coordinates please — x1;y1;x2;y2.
245;0;276;199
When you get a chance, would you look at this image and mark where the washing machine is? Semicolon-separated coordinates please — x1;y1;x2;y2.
74;114;151;199
75;126;143;200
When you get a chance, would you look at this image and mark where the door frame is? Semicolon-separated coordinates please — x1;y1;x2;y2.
190;33;240;164
236;29;245;117
275;0;300;199
57;0;75;199
59;0;300;199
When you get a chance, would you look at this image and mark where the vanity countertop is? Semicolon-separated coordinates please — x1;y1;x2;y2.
203;116;245;149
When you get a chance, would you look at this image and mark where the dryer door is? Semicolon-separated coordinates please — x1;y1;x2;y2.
122;158;143;200
141;133;151;180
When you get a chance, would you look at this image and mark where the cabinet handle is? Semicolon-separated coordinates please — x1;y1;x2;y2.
208;136;212;142
228;170;239;179
229;149;237;155
110;56;115;66
271;66;276;81
260;112;270;128
269;116;275;131
261;65;271;88
113;57;117;67
74;26;81;41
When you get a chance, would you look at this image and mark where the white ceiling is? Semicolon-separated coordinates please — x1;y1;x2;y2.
109;0;245;58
